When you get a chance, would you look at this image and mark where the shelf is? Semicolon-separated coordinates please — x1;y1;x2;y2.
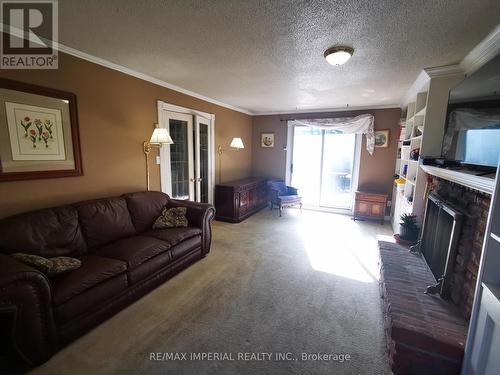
397;176;415;185
491;233;500;244
420;165;495;194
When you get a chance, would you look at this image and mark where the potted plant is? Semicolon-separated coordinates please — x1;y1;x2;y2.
400;214;419;242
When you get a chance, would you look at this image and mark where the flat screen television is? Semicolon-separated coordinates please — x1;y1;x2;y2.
459;128;500;167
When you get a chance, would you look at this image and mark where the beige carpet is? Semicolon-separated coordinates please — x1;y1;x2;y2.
29;208;393;375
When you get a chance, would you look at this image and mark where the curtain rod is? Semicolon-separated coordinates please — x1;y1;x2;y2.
278;109;371;122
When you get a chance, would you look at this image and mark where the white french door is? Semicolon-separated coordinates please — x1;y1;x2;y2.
157;102;215;203
194;115;212;203
288;125;361;211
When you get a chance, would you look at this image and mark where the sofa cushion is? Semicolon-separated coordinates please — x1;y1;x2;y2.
278;195;301;203
170;236;201;260
54;274;128;325
0;205;86;257
96;236;171;268
123;191;170;233
127;237;201;284
75;197;136;249
52;255;127;306
127;251;173;285
143;227;202;246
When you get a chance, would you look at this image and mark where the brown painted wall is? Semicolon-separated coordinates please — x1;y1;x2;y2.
252;108;401;195
0;52;252;218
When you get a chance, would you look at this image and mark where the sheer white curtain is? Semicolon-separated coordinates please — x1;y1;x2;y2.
289;114;375;154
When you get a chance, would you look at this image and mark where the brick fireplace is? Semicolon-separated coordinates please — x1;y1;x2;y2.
428;176;491;319
379;174;492;374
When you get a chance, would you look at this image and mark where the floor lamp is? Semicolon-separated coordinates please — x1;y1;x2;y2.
217;137;245;183
143;124;173;191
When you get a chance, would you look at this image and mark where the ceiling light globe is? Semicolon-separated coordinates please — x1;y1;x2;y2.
324;46;354;66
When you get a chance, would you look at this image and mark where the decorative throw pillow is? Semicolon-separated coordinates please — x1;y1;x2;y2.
11;253;81;277
49;257;82;276
11;253;52;275
152;207;188;229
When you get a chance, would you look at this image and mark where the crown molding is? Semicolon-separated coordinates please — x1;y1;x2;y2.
424;64;464;78
399;70;431;108
0;23;254;116
399;64;465;108
460;24;500;75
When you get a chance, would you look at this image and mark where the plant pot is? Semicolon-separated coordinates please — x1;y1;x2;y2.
400;225;418;242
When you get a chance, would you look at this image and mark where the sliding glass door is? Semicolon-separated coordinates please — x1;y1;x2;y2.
291;126;358;210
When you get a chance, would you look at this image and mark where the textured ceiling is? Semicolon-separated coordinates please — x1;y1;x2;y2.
58;0;500;114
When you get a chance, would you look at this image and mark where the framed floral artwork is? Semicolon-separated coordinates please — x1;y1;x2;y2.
261;132;274;148
0;78;83;181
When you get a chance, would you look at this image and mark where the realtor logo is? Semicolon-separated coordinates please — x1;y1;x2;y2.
1;0;58;69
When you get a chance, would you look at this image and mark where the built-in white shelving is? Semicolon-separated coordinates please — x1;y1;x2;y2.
392;71;464;233
394;91;427;216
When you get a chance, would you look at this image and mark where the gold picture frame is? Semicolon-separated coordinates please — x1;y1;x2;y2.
0;78;83;182
261;132;274;148
374;129;390;148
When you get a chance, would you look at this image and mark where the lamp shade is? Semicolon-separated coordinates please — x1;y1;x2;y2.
150;127;173;145
230;137;244;149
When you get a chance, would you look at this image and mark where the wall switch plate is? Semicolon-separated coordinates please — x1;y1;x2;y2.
155;156;161;165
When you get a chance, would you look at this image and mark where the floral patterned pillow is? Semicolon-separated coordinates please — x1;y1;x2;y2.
12;253;81;278
152;207;188;229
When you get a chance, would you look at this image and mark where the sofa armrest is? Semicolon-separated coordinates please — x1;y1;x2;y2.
167;199;216;255
287;186;299;195
0;254;57;365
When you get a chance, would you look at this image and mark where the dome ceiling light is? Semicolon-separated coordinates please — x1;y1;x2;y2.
324;46;354;66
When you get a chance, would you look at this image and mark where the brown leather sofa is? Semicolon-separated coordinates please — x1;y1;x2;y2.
0;191;215;365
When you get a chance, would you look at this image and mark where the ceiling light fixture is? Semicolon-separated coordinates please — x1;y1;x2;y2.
324;46;354;66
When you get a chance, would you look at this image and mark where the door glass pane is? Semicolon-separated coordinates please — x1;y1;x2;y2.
320;131;355;209
291;126;322;206
199;123;209;203
169;119;189;199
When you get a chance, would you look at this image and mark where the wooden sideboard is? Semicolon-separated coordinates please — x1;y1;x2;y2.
215;177;268;222
353;191;388;224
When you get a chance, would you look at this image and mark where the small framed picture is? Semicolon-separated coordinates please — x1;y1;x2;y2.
0;78;83;182
374;129;390;148
261;133;274;148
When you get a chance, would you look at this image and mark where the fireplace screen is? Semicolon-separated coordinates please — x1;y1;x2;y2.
420;193;463;297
